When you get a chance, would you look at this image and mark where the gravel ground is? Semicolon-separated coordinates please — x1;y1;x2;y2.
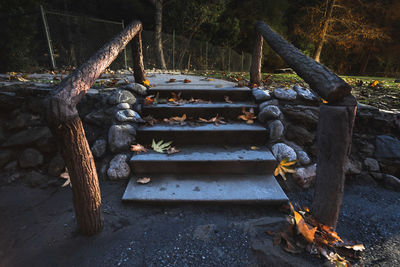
0;178;399;267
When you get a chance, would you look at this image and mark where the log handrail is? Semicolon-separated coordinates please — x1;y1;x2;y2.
250;21;357;228
46;20;145;235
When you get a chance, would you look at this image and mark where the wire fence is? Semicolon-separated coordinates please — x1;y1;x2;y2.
1;6;252;72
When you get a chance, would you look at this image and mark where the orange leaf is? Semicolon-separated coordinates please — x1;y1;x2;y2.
130;144;148;154
294;211;317;243
184;79;191;83
169;78;176;82
137;177;151;184
145;96;154;105
143;79;150;86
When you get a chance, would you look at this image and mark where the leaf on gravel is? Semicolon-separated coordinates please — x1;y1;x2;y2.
152;139;172;153
224;96;233;103
130;144;148;154
137;177;151;184
344;244;365;251
294;210;317;243
184;79;191;83
166;147;180;155
237;107;257;124
60;169;71;188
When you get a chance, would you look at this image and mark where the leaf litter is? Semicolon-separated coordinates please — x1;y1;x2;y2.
267;202;365;266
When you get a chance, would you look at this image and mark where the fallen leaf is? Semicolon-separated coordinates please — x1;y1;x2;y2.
130;144;148;154
168;92;181;102
169;78;176;83
344;244;365;251
152;139;172;153
164;114;186;122
294;210;317;243
237;107;257;124
321;98;328;104
145;95;155;105
369;80;379;88
198;115;226;125
224;96;233;103
137;177;151;184
60;170;71;188
166;147;180;154
143;79;150;86
143;115;158;126
184;79;191;83
250;146;260;150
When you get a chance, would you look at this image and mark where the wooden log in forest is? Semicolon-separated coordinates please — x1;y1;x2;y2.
250;32;263;85
255;21;351;103
46;20;144;235
312;95;357;229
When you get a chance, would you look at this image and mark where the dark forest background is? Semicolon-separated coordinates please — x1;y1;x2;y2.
1;0;399;76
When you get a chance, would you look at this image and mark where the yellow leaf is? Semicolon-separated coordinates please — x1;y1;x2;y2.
250;146;260;150
345;244;365;251
321;98;328;104
130;144;148;154
143;79;150;86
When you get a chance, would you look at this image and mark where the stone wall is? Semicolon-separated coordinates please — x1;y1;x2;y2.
1;82;399;192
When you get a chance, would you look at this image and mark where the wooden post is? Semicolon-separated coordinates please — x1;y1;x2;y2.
312;96;357;229
250;32;263;85
133;29;146;84
46;21;143;235
40;5;56;69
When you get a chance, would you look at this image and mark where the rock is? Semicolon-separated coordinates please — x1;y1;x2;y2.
272;143;297;162
252;88;271;103
0;150;13;168
268;120;284;141
293;85;317;102
273;87;297;101
117;103;130;110
0;127;5;144
371;172;384;180
383;174;400;192
258;105;281;123
293;164;316;188
91;139;107;158
48;153;65;177
259;99;279;111
280;105;319;127
364;157;380;172
7;112;41;130
108;90;136;105
2;127;51;147
394;79;400;83
18;148;44;168
108;124;136;152
84;110;110;127
296;150;311;165
115;109;143;123
346;158;362;175
375;135;400;159
359;142;375;157
122;83;147;96
34;129;56;153
24;171;48;188
4;160;17;172
107;154;130;180
286;124;315;146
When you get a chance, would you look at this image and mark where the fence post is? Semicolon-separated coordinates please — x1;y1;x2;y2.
121;20;128;69
241;51;244;72
205;41;208;71
172;29;175;70
228;47;231;72
40;5;56;69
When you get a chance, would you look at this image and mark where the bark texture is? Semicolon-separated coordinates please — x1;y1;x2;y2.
47;20;144;235
250;32;263;85
255;21;351;103
312;96;357;229
50;117;103;235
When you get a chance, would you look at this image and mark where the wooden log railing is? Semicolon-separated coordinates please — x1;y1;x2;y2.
250;21;357;229
46;20;145;235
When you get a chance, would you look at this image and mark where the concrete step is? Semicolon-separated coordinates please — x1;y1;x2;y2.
130;145;275;174
122;174;288;204
148;86;251;102
143;102;258;119
136;123;267;145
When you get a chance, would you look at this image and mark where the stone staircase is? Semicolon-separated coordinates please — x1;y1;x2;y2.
122;82;288;203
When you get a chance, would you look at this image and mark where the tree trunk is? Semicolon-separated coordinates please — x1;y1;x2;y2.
250;32;263;85
133;29;146;84
255;21;351;103
154;0;167;69
47;21;143;235
313;0;335;62
49;117;103;235
312;95;357;229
